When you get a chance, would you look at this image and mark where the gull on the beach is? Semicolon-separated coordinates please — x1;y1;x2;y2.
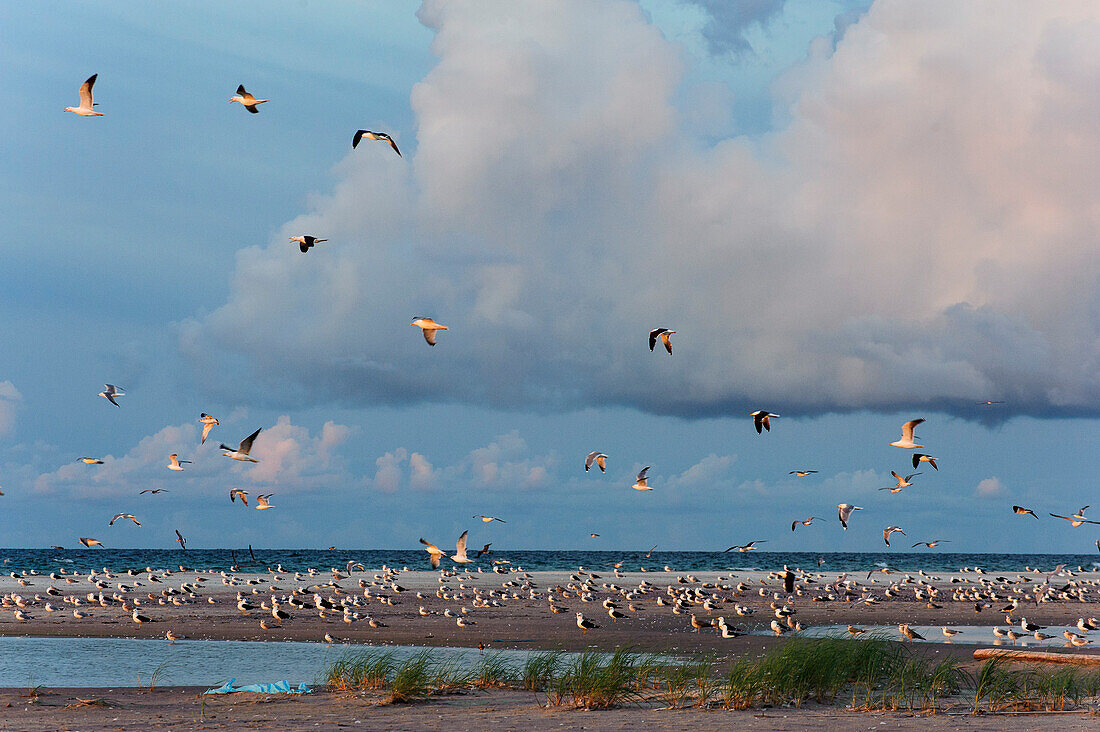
64;74;103;116
898;624;925;641
882;526;906;546
941;627;960;638
352;130;401;156
109;513;140;526
911;539;949;548
837;504;862;530
848;625;866;636
199;413;220;444
751;410;779;434
724;541;765;553
220;428;262;462
881;471;920;493
576;612;599;633
229;488;249;506
229;85;267;113
1012;505;1038;519
411;317;448;346
631;466;652;491
175;529;187;549
166;630;182;644
789;470;817;477
132;609;152;624
79;537;104;547
912;453;938;470
1020;618;1046;633
98;384;124;407
473;515;505;523
290;235;327;253
79;457;104;465
890;418;924;448
255;494;274;510
649;328;675;354
585;451;607;473
791;517;821;531
166;454;191;471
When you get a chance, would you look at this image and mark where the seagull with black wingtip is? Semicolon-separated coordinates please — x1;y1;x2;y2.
890;418;924;448
98;384;124;407
221;428;262;462
631;466;652;491
585;452;607;473
751;410;779;433
789;470;817;477
290;235;327;253
199;413;219;444
64;74;103;116
912;453;938;470
1049;506;1100;526
352;130;401;156
838;504;862;530
1013;505;1038;519
412;317;449;346
882;526;906;546
724;541;765;553
229;84;267;113
648;328;675;354
881;470;920;493
791;517;822;531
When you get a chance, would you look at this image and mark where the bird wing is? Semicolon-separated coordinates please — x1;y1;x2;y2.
911;454;921;469
107;394;120;407
649;329;662;351
585;451;597;471
422;328;438;346
109;514;123;525
595;455;606;472
386;136;401;157
175;530;186;548
455;530;469;559
352;130;366;149
79;74;97;108
237;84;248;95
661;332;672;354
637;466;650;481
419;538;443;555
239;427;262;454
901;419;924;441
754;413;764;433
202;422;214;444
130;516;141;525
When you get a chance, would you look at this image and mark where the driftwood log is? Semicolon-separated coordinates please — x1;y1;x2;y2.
973;648;1100;666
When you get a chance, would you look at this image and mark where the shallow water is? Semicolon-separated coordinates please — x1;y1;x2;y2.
757;623;1096;647
0;636;544;688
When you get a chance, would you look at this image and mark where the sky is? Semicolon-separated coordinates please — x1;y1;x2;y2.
1;0;1098;554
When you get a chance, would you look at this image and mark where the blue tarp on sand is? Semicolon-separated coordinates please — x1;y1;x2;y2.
204;678;312;695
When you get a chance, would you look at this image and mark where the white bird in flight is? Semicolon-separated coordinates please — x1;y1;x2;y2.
473;515;505;523
585;452;607;473
632;466;652;491
64;74;103;117
649;328;675;355
230;488;249;506
411;317;448;346
220;428;262;462
890;418;925;448
837;504;862;530
229;85;267;113
79;457;104;465
881;471;921;493
166;454;191;471
199;413;219;444
109;513;140;526
420;530;474;567
352;130;401;156
882;526;907;546
255;493;274;510
98;384;124;407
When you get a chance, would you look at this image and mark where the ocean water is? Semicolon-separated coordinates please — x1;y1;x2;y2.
1;548;1097;575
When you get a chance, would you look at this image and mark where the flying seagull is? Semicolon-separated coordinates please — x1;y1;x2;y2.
585;452;608;473
109;513;140;526
912;539;949;548
229;85;267;113
352;130;401;156
199;413;219;444
977;401;1005;406
631;466;652;491
229;489;249;506
475;543;492;558
79;457;104;465
139;489;168;495
411;317;448;346
419;538;444;568
837;504;862;530
724;541;765;553
791;517;821;531
912;453;938;470
881;471;921;493
890;418;924;448
451;530;474;563
290;235;327;253
648;328;675;355
882;526;907;546
220;428;262;462
1049;508;1100;527
751;410;779;434
1013;505;1038;519
175;530;187;550
473;515;505;523
98;384;124;407
64;74;103;117
255;493;274;510
79;537;104;547
789;470;817;477
167;454;191;471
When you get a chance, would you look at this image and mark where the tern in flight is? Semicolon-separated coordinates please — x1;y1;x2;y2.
79;537;104;548
649;328;675;355
881;471;921;493
912;453;938;470
352;130;401;156
229;85;267;113
109;513;140;526
585;452;608;473
890;419;924;448
631;466;653;491
166;454;191;471
1013;505;1038;519
789;470;817;477
175;530;187;550
912;539;949;548
751;410;779;434
98;384;124;407
838;504;862;529
1049;506;1100;526
64;74;103;116
882;526;907;546
79;457;104;465
724;541;765;553
221;428;262;462
255;494;274;510
290;235;327;253
411;317;448;346
473;515;505;523
791;517;822;531
199;413;219;444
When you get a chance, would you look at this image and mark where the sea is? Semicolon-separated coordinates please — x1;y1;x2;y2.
2;548;1097;575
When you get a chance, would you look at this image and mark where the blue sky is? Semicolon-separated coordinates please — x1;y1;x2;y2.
1;0;1098;554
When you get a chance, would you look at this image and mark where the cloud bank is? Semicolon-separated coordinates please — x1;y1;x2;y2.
184;0;1100;419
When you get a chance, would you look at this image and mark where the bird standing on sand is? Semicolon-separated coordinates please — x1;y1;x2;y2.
890;419;924;448
837;504;862;529
199;413;220;444
585;452;608;473
649;328;675;354
352;130;401;156
166;630;181;644
290;235;327;253
631;466;652;491
221;428;262;462
411;317;448;346
576;612;599;633
64;74;103;116
167;454;191;471
898;624;924;640
229;85;267;113
751;411;779;433
941;627;960;638
98;384;124;407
